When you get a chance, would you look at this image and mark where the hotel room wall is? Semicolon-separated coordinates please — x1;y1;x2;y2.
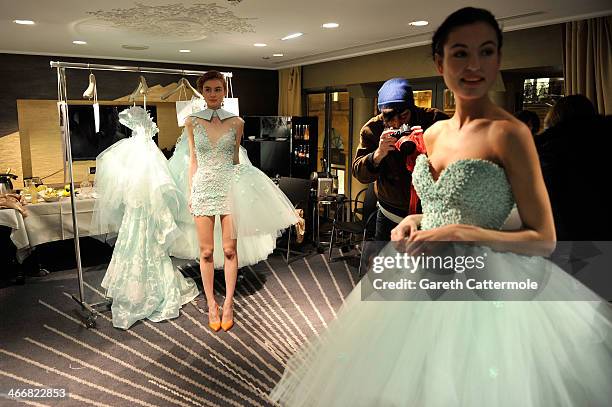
302;25;563;89
301;25;563;202
0;53;278;186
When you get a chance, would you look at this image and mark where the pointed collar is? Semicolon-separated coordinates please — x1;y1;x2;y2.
190;108;237;121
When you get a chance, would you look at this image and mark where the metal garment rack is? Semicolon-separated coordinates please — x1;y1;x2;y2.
51;60;232;328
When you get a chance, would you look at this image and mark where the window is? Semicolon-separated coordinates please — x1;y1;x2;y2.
522;77;565;128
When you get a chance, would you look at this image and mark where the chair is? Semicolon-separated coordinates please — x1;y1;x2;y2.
277;177;312;263
328;183;377;270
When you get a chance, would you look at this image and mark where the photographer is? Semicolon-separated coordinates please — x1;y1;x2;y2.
352;78;448;240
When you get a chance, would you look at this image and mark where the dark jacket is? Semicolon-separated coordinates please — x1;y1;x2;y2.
352;107;449;216
536;115;611;240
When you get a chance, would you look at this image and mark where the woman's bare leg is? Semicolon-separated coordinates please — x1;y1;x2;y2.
194;215;219;325
220;214;237;327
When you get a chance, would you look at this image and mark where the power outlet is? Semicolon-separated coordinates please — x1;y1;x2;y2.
89;167;96;174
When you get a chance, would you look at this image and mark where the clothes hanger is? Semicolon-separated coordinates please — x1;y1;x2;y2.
181;77;204;99
161;78;186;100
82;64;100;131
161;77;203;100
128;75;149;103
82;64;97;99
128;75;149;108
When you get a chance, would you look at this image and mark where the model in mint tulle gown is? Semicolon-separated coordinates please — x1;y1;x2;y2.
94;106;297;329
270;154;612;406
94;107;199;329
167;108;299;268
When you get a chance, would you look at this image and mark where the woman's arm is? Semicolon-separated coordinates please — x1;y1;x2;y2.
185;119;197;202
410;120;556;256
233;118;244;165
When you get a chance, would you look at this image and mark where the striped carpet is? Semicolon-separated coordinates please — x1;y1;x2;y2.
0;250;360;407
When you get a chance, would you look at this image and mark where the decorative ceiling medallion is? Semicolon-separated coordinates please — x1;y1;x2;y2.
87;2;254;38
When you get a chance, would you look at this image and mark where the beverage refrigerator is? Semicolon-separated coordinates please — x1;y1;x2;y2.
242;116;318;179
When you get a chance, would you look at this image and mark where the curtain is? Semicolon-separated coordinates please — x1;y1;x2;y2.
278;67;302;116
563;16;612;115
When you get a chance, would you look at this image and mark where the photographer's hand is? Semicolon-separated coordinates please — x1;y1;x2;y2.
373;129;398;166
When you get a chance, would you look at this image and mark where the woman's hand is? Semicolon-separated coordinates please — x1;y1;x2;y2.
390;215;420;241
407;224;462;241
0;195;28;217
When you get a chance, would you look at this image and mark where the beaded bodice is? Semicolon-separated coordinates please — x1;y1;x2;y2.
189;117;237;215
412;154;514;231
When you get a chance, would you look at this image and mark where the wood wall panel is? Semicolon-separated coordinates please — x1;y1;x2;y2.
14;99;191;186
0;132;23;184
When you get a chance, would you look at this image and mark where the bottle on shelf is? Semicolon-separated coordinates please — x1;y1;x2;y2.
304;125;310;141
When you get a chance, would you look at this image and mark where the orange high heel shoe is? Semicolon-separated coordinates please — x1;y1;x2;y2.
221;303;234;332
208;306;221;332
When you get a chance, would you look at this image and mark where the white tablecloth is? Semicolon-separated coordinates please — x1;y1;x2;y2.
0;197;105;262
0;208;29;250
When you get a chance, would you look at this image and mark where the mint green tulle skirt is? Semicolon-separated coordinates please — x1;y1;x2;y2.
271;244;612;406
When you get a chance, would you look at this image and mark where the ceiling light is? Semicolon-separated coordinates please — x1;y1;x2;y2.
254;43;267;47
409;20;429;27
281;32;303;41
273;53;284;57
13;19;35;25
72;40;87;45
179;49;191;53
322;23;339;29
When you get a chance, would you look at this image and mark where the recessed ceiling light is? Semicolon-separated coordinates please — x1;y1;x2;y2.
254;43;267;47
322;23;339;29
409;20;429;27
281;32;303;41
14;19;35;25
179;49;191;53
72;40;87;45
273;53;284;57
262;56;271;60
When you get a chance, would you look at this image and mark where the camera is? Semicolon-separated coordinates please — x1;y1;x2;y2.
386;129;417;155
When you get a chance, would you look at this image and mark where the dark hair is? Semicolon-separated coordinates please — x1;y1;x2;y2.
544;94;597;129
196;70;227;94
514;109;541;134
431;7;502;60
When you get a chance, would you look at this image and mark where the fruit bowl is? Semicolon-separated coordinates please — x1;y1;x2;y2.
41;195;60;202
39;188;60;202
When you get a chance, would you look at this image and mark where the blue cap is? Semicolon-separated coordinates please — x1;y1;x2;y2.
377;78;414;109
